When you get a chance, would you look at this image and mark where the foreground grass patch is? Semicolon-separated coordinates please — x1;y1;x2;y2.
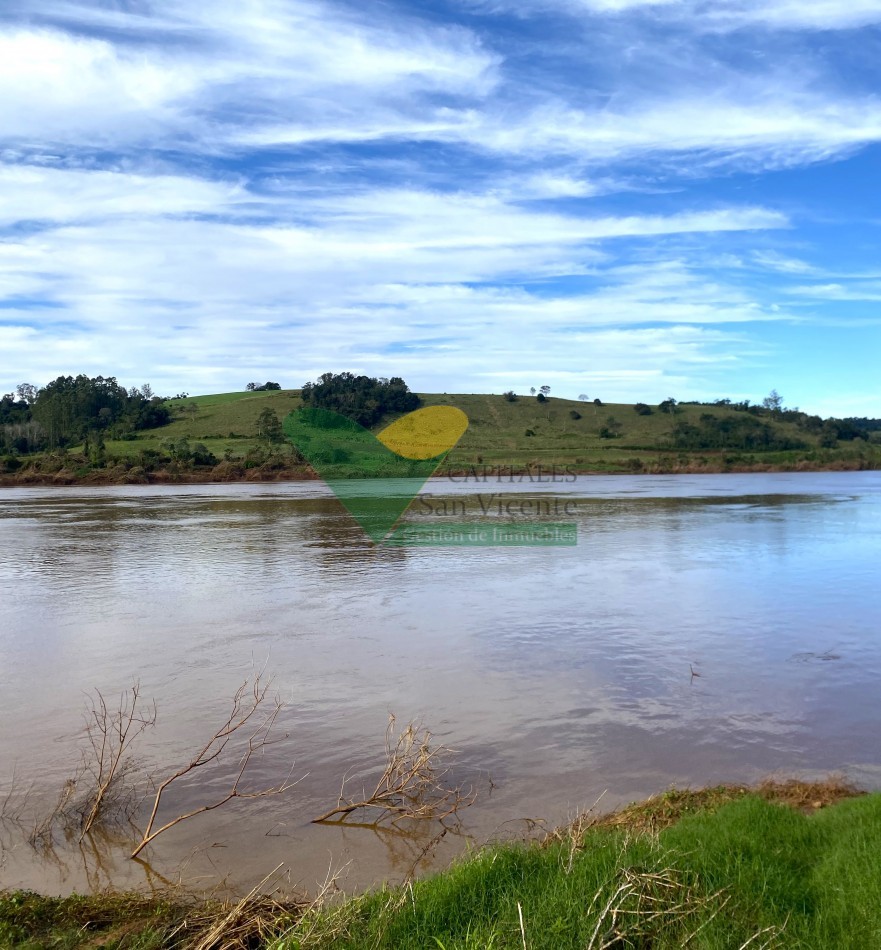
287;781;879;949
3;781;879;949
0;890;187;949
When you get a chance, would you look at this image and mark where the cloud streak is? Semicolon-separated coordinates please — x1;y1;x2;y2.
0;0;879;412
469;0;881;31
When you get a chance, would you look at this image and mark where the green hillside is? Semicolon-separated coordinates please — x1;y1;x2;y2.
101;389;304;461
94;389;880;475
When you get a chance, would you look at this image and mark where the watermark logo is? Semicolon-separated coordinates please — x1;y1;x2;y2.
284;405;468;543
284;405;577;546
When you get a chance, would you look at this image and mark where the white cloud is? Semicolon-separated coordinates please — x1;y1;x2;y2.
0;165;248;225
239;86;881;172
467;0;681;14
700;0;881;32
0;28;200;146
0;165;788;303
467;94;881;166
751;251;818;275
4;0;879;175
1;0;878;408
0;1;498;150
468;0;881;31
785;281;881;301
297;187;787;249
0;175;792;398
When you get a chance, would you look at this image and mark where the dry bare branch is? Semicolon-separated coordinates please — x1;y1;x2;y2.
404;826;449;881
131;672;297;859
77;682;157;836
312;714;475;826
27;682;156;847
275;857;353;948
28;776;79;850
584;853;733;950
0;765;33;824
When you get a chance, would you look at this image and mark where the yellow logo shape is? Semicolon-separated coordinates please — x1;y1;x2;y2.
376;405;469;460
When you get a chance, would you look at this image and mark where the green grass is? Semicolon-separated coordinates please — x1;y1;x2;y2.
101;390;303;460
0;890;186;949
284;790;881;949
420;393;880;472
5;782;880;949
12;389;881;479
140;390;881;470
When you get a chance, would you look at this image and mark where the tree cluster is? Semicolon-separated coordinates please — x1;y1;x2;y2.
33;376;170;448
2;376;170;454
0;393;41;455
0;393;32;425
599;416;623;439
300;372;420;427
245;381;281;391
529;385;551;403
671;414;808;452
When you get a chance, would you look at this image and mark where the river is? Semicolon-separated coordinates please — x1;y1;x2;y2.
1;472;880;896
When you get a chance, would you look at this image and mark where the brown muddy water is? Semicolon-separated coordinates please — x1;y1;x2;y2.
1;472;881;897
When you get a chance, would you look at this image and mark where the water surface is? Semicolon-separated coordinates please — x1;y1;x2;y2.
1;472;880;895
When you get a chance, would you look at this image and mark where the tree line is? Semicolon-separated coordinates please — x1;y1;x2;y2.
1;376;170;455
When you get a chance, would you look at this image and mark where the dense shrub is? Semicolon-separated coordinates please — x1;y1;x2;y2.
300;372;420;427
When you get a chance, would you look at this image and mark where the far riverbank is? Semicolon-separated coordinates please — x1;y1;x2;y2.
1;454;878;487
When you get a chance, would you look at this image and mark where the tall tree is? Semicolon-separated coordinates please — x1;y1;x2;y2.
257;407;284;444
15;383;38;405
762;389;783;411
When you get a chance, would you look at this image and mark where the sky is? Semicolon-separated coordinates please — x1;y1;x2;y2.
1;0;881;416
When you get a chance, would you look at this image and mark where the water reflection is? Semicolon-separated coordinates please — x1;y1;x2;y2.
1;473;880;896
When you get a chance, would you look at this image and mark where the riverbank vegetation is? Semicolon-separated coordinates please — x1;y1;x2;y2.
3;375;881;484
2;778;879;948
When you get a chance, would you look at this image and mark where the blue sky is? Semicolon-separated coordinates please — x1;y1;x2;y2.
1;0;881;415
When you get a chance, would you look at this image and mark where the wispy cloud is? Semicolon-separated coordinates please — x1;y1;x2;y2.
0;1;498;153
469;0;881;31
0;0;879;411
785;281;881;301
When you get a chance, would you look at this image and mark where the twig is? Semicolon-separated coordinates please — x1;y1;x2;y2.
312;714;475;826
79;682;157;836
0;765;33;824
131;673;299;858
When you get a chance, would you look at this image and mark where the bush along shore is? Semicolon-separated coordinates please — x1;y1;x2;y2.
1;446;879;487
3;778;880;949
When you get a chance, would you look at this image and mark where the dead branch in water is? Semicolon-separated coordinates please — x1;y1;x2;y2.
312;714;475;825
78;682;157;837
27;682;155;846
28;777;79;850
0;765;33;824
131;672;298;859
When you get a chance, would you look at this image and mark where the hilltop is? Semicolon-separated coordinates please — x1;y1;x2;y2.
2;388;880;485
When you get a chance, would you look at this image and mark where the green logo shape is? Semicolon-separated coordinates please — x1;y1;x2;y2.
283;405;469;544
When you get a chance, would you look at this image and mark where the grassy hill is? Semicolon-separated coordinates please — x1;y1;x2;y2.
104;389;304;461
89;389;881;476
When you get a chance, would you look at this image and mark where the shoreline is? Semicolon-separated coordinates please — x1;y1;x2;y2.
1;456;877;488
0;777;873;948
